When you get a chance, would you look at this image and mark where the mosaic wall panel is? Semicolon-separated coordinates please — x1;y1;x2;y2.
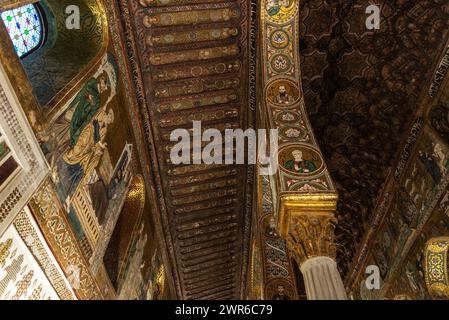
0;207;75;300
350;73;449;299
257;175;297;300
0;0;166;300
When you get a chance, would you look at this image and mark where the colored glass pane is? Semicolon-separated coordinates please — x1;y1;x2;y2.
1;4;43;57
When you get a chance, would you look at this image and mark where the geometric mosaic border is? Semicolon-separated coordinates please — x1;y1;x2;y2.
29;179;103;300
13;208;76;300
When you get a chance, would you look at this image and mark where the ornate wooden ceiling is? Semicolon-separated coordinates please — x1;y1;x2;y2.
118;0;255;299
299;0;449;276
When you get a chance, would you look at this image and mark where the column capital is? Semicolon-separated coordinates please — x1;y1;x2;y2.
277;193;338;238
288;213;337;265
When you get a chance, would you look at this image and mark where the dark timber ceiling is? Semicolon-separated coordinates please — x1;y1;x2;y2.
122;0;253;299
299;0;449;275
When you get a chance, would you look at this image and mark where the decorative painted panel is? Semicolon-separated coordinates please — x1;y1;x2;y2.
37;53;135;267
0;207;75;300
350;70;449;298
118;0;256;299
257;174;297;300
260;0;336;195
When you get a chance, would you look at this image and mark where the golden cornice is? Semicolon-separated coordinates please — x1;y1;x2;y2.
277;192;338;238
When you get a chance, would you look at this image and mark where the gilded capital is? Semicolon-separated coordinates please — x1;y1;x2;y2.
287;213;337;265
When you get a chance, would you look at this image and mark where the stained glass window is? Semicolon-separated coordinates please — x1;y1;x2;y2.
1;4;44;57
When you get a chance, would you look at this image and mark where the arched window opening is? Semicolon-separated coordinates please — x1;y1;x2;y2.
1;3;44;58
1;0;106;107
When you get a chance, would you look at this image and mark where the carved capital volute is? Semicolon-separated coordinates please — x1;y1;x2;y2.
277;193;338;265
287;213;337;265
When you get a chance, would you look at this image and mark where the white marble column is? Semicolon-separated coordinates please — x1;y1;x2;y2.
300;256;347;300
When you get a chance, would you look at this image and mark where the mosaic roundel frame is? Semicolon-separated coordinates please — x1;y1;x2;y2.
264;0;299;24
278;144;325;177
266;78;300;107
270;53;292;74
270;29;290;49
264;278;296;300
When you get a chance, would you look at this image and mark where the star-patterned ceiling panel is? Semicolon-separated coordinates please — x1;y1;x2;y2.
299;0;449;276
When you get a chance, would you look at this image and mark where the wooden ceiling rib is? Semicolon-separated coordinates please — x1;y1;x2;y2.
123;0;253;299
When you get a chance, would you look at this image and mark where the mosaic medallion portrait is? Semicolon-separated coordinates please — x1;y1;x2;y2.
265;278;296;300
262;214;278;238
279;145;323;176
266;79;300;107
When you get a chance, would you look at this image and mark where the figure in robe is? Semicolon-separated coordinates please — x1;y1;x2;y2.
278;0;294;15
88;172;109;225
419;150;441;183
284;150;317;173
265;217;278;237
267;0;293;17
88;146;131;224
68;72;110;148
267;0;280;16
272;285;290;300
405;255;425;296
276;85;295;105
58;108;115;207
